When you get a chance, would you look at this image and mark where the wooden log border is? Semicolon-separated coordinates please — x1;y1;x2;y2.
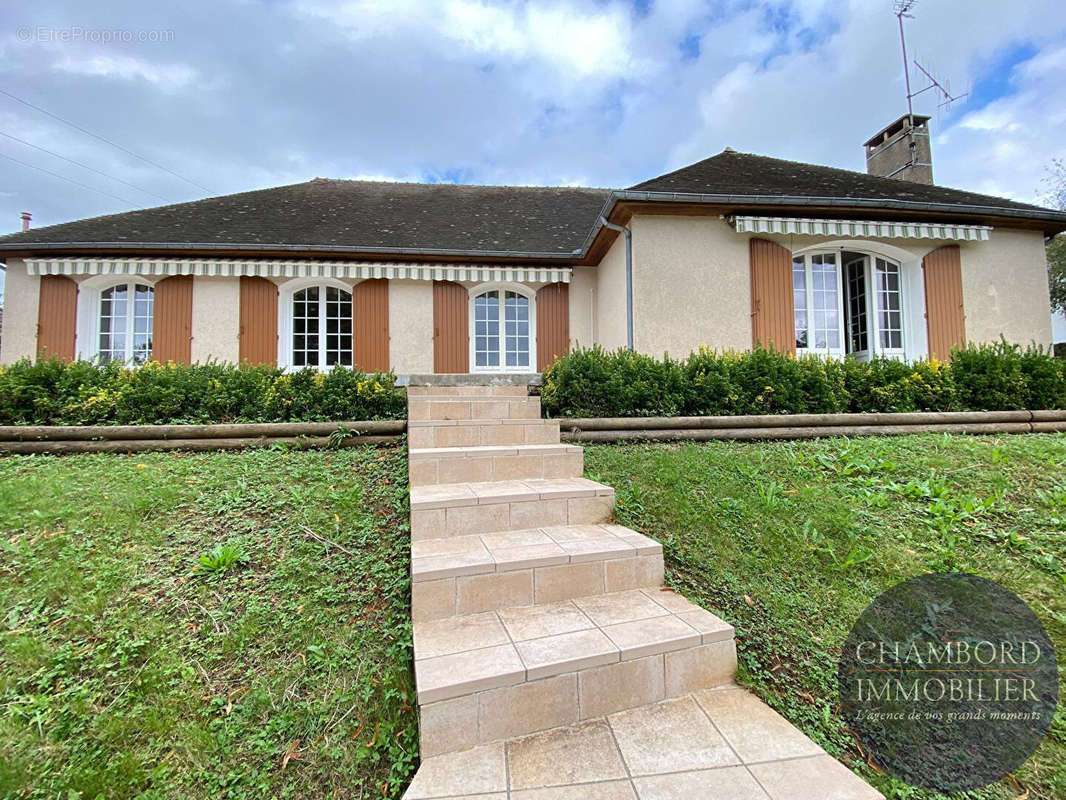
0;420;406;455
557;410;1066;443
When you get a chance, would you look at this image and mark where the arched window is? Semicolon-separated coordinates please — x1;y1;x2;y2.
471;287;534;371
98;281;154;363
290;284;353;367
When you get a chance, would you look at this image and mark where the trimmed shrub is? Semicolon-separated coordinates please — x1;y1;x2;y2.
0;359;406;425
539;343;1066;418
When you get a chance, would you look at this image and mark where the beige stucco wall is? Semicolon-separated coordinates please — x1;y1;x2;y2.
569;266;597;350
959;228;1051;346
596;234;628;350
629;215;752;356
191;277;240;363
0;259;39;363
389;280;434;373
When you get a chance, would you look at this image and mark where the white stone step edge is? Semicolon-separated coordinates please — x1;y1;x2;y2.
408;444;583;487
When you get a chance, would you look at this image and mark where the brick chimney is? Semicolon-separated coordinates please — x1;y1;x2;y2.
864;114;933;185
20;212;31;231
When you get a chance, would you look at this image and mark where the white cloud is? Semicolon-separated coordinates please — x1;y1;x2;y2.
52;53;197;91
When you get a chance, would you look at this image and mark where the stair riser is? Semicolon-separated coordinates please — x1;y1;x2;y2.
409;450;583;486
407;386;530;397
408;421;560;448
411;553;663;622
411;493;614;541
417;640;737;757
408;397;541;422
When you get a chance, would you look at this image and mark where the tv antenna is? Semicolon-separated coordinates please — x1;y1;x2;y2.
894;0;967;116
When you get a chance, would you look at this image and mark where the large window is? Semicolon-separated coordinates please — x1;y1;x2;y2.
290;285;352;367
472;288;532;371
794;250;905;360
98;282;153;363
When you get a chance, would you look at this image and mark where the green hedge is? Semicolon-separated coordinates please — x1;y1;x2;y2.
0;360;407;425
540;342;1066;418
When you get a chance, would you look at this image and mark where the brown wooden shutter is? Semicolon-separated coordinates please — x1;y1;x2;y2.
536;282;569;371
749;238;796;355
36;275;78;361
433;281;469;373
351;278;390;372
239;276;279;365
922;245;966;360
151;275;193;363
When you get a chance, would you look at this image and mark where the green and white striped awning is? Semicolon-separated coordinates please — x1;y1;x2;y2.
23;257;572;283
730;215;992;241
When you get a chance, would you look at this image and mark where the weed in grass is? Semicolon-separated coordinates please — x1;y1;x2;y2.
197;542;249;575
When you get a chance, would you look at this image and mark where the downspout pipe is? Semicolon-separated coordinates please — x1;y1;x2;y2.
598;216;634;351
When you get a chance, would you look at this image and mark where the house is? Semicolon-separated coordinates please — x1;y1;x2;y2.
2;115;1064;376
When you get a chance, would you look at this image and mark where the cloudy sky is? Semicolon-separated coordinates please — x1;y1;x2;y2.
2;0;1065;235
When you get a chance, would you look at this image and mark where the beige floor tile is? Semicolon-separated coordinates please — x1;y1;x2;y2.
438;456;495;484
403;742;507;798
456;570;533;614
640;587;695;614
558;537;635;562
604;554;663;592
412;535;488;559
566;495;616;524
491;543;569;571
511;498;569;529
410;483;478;510
419;694;478;758
575;590;671;627
632;766;770;800
412;549;496;581
447;503;511;535
507;718;628;790
676;607;734;643
477;674;578;742
415;643;524;704
481;529;554;549
542;524;617;543
664;641;737;695
578;654;666;719
410;508;446;541
694;688;824;763
748;754;883;799
524;478;599;498
602;615;700;660
498;601;596;641
411;578;456;623
608;696;739;776
472;480;537;503
414;612;510;659
512;780;637;799
516;628;619;680
534;561;605;604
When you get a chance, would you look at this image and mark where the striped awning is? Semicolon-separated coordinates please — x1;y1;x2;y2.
23;257;573;283
729;216;992;241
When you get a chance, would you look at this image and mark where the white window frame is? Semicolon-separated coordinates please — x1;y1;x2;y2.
467;282;537;373
792;251;846;358
792;241;926;361
277;277;355;370
75;274;160;363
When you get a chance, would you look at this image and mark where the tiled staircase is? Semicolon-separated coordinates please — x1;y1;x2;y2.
406;386;737;757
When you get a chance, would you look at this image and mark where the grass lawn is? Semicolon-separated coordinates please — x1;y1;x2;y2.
584;433;1066;800
0;446;416;800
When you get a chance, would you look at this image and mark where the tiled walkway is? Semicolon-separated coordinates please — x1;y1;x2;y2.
402;385;882;799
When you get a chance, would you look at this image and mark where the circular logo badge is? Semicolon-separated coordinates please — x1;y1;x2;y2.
838;573;1057;792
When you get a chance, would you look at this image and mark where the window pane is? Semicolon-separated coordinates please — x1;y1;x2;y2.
474;291;501;367
504;292;530;368
874;259;903;352
293;287;319;367
808;258;840;353
323;287;352;367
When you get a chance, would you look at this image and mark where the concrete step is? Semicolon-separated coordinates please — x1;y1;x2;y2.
404;689;884;800
408;395;541;422
410;478;615;541
412;588;737;757
411;524;664;621
408;385;530;397
408;443;583;486
407;418;560;449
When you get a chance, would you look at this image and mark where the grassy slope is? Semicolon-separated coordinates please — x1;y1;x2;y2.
0;447;416;800
584;433;1066;800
